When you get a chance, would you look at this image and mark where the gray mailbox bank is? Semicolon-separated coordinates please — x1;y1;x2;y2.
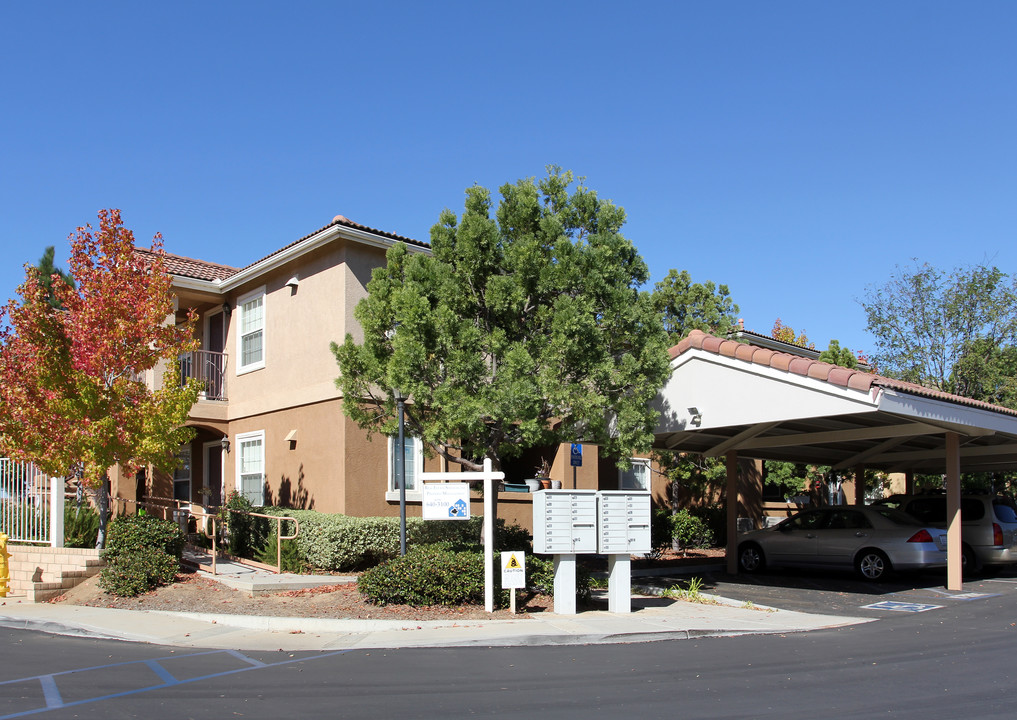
532;489;651;614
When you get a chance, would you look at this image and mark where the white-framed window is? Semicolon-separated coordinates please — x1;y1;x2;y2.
173;445;192;502
386;435;423;501
236;430;265;506
619;458;651;491
237;287;265;374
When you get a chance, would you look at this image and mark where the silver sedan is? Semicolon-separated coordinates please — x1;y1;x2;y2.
737;505;948;581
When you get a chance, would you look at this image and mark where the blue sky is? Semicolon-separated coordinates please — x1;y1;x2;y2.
3;1;1015;356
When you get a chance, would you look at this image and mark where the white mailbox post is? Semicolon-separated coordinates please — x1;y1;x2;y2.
533;489;597;614
598;490;652;613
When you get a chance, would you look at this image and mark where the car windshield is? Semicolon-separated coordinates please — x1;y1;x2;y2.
869;506;922;526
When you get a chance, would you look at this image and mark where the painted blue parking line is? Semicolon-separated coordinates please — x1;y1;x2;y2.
142;659;179;686
0;649;352;720
862;601;943;613
37;676;61;709
224;648;268;667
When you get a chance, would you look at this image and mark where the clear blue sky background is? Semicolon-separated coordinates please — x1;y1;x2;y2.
3;1;1015;356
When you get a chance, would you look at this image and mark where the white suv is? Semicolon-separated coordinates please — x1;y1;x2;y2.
876;494;1017;573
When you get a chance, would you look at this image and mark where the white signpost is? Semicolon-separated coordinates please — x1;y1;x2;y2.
419;460;504;613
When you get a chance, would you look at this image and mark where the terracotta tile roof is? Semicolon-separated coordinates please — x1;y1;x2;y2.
672;329;1017;418
134;247;238;282
135;215;427;285
232;214;429;275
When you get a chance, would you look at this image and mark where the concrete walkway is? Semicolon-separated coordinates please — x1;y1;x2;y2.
0;555;871;651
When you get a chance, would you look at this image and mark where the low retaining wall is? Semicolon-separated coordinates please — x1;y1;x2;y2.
7;546;104;602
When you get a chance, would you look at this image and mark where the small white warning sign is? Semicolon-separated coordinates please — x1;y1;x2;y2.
501;551;526;589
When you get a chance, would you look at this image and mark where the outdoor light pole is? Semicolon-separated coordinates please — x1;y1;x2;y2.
395;387;407;556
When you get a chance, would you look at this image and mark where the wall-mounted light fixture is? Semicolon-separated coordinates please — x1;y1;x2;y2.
688;407;703;427
221;302;232;318
220;435;230;453
286;275;299;291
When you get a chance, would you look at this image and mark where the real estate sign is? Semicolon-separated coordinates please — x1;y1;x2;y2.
422;482;470;520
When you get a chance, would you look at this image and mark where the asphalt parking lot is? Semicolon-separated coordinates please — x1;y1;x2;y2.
640;565;1017;617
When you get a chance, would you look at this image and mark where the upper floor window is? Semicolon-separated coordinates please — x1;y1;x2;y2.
237;287;265;373
619;458;651;491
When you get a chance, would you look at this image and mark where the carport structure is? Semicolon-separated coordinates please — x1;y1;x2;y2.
653;330;1017;590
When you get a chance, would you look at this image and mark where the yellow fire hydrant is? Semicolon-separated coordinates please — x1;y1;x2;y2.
0;533;10;598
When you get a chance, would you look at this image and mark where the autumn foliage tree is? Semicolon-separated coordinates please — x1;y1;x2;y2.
0;209;200;547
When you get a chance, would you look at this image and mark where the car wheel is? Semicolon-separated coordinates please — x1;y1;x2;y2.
962;544;980;576
738;543;765;573
856;549;892;581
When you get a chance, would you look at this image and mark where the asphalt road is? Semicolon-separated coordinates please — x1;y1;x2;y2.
4;570;1016;719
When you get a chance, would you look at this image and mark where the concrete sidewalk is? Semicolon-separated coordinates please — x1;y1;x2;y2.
0;594;869;652
0;552;871;651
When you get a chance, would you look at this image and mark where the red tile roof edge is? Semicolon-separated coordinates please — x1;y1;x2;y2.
672;329;1017;418
133;247;238;282
231;215;429;276
140;216;428;284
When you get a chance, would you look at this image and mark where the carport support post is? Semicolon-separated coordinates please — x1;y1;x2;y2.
854;465;866;506
946;432;962;591
726;451;738;575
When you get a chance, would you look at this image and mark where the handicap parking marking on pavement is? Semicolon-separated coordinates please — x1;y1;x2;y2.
923;588;1000;601
861;601;944;613
0;648;352;720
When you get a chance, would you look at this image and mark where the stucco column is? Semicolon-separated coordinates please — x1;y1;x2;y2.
726;451;739;575
946;432;963;590
905;471;915;496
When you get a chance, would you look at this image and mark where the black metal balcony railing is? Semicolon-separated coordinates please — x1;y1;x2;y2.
179;350;228;401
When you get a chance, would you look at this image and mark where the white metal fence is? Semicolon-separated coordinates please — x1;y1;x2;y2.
0;458;64;546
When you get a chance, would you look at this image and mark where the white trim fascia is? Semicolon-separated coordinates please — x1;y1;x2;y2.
172;276;223;293
876;388;1017;437
220;225;430;293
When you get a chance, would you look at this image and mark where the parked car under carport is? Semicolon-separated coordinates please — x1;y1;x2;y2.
737;505;948;581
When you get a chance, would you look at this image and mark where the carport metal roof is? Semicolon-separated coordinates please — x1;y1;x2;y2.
653;330;1017;590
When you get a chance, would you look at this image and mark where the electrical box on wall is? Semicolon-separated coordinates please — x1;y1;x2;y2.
532;489;598;554
597;490;652;555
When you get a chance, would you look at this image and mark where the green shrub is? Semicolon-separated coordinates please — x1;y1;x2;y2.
99;514;184;597
221;492;269;558
648;508;674;558
64;504;100;548
526;555;592;602
670;508;714;550
688;504;726;546
255;531;305;573
358;544;486;605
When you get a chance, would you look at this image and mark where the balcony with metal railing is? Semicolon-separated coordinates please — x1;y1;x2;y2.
179;350;228;401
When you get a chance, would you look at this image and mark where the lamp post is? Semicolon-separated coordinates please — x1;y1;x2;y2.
394;387;407;556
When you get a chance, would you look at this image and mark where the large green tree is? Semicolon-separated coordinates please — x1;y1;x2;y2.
653;269;738;344
0;210;201;547
331;167;671;475
860;262;1017;405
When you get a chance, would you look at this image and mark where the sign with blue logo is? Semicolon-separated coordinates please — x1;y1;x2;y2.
422;482;471;520
570;443;583;467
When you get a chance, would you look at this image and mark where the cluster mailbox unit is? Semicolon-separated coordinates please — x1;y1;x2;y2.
533;489;652;614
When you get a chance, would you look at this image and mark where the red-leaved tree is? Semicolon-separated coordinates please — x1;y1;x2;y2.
0;209;200;547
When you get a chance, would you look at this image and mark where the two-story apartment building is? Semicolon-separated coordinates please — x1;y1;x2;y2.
112;215;669;531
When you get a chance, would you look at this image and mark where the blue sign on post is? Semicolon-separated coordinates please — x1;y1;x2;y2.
570;443;583;467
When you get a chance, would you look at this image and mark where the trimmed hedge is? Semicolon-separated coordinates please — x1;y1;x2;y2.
252;509;532;573
359;548;591;607
99;514;184;597
358;544;486;606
